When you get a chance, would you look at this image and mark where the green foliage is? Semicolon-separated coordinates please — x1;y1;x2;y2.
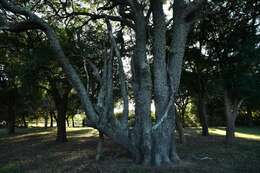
183;102;200;127
181;0;260;127
0;163;24;173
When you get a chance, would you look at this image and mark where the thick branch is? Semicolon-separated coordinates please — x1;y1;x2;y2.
70;54;102;85
83;57;102;85
0;20;42;32
106;19;129;129
69;12;135;28
83;58;90;91
235;98;245;116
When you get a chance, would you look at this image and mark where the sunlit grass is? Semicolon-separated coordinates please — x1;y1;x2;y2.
209;127;260;141
0;127;99;142
67;127;99;138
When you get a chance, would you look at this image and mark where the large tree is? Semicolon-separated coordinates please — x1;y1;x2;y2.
0;0;206;165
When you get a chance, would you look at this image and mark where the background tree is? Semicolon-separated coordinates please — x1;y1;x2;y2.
186;0;260;143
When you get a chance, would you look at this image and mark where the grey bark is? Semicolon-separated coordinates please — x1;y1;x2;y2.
224;89;243;144
0;0;205;166
131;9;153;164
224;90;235;144
96;131;104;161
106;19;129;131
151;0;174;165
168;1;191;94
167;0;192;161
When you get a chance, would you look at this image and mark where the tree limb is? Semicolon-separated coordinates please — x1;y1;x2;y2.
236;98;245;115
0;20;42;33
83;57;102;85
106;18;129;129
68;12;135;28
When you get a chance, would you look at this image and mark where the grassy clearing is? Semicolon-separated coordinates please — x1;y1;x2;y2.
209;127;260;141
0;127;260;173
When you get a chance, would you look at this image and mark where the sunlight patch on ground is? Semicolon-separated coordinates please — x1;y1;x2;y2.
1;130;54;141
67;127;91;132
67;127;99;138
209;128;260;141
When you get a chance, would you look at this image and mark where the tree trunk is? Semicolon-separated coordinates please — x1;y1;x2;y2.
82;118;86;127
56;104;68;142
50;111;54;127
247;106;253;127
22;114;27;128
72;115;75;127
96;131;104;161
197;94;209;136
6;89;16;134
131;9;152;164
151;0;177;165
181;107;187;127
224;90;240;144
167;0;191;162
36;118;38;127
44;112;48;128
7;105;15;134
66;117;70;127
175;110;186;144
50;81;71;142
226;113;236;144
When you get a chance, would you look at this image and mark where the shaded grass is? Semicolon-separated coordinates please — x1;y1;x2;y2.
0;127;260;173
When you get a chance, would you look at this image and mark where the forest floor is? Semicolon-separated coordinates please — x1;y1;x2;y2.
0;126;260;173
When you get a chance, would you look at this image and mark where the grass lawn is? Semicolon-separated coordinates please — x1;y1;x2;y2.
0;126;260;173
